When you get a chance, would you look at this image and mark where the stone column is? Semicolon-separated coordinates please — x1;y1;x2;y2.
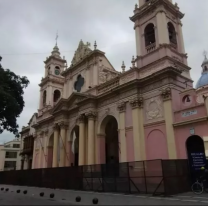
117;102;127;163
32;134;37;169
86;111;96;165
78;114;85;166
59;122;67;167
38;131;44;168
161;88;177;159
130;96;146;161
65;128;70;167
52;124;59;168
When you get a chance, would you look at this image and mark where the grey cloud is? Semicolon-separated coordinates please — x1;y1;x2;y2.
0;0;208;143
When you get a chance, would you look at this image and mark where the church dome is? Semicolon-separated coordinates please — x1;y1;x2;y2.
196;71;208;89
196;53;208;89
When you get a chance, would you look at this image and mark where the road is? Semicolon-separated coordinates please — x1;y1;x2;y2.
1;185;208;205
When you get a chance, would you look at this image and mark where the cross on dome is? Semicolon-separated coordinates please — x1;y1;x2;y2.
203;50;207;59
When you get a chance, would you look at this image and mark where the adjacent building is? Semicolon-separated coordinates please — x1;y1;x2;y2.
19;113;37;170
0;139;21;171
20;0;208;169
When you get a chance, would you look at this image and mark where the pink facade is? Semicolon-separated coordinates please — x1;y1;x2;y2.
30;0;208;169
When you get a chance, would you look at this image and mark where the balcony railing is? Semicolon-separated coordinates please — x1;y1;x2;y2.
146;42;156;53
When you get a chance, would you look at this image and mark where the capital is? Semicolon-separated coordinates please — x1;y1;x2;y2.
85;111;96;120
78;114;85;123
59;121;68;129
130;96;143;109
203;94;208;101
117;102;126;113
161;87;171;101
53;123;59;130
44;129;49;135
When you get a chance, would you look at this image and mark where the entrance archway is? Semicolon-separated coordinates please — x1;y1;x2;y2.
102;115;119;164
47;133;54;168
186;135;206;179
71;125;79;166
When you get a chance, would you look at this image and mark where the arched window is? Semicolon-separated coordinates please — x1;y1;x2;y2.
53;90;61;103
43;90;46;106
204;66;208;71
144;23;156;47
168;22;177;45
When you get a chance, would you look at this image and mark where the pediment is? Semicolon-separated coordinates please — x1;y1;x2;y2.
51;92;95;114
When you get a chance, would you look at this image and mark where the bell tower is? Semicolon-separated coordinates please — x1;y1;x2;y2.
38;36;67;116
130;0;188;70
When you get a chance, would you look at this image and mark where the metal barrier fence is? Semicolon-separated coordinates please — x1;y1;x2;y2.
0;159;191;196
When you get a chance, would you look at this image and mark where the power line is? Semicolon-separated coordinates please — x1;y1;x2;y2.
0;50;75;56
0;40;135;56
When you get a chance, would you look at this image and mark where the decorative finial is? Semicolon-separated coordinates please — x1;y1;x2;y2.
94;41;97;50
121;61;126;73
135;4;138;9
55;30;58;46
203;50;207;59
131;56;135;68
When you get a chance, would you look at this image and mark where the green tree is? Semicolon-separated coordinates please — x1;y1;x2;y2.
0;56;29;137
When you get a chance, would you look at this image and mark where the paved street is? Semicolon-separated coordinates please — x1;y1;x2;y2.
1;185;208;205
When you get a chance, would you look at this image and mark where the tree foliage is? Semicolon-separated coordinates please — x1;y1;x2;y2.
0;56;29;136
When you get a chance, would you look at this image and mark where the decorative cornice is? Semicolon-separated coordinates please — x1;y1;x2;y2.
117;102;126;113
161;87;172;101
173;116;207;127
130;96;143;109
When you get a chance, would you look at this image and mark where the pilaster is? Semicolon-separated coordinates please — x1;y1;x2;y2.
161;87;177;159
52;123;59;167
130;96;146;161
117;102;127;163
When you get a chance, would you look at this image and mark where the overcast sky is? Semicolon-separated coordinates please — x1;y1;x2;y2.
0;0;208;144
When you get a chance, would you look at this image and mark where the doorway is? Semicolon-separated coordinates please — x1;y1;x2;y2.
186;135;206;181
105;116;119;164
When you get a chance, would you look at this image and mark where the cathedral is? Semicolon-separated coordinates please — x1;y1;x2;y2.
20;0;208;170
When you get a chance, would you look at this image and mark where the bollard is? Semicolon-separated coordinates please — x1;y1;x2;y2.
17;190;20;193
5;188;9;192
50;193;54;198
92;198;98;204
23;190;27;194
40;192;44;197
75;196;81;202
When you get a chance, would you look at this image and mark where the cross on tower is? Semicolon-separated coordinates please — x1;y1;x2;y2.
203;50;207;59
55;31;58;46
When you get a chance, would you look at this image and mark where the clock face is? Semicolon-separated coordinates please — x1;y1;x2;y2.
55;69;60;75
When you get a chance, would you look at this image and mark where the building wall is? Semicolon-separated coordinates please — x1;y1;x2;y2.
0;140;21;171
